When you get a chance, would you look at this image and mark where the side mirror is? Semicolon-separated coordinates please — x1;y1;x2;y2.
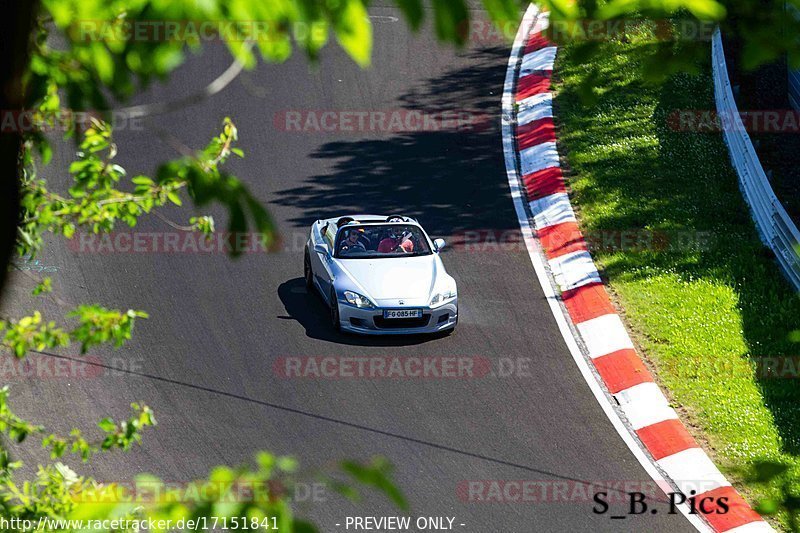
433;238;446;252
314;243;328;255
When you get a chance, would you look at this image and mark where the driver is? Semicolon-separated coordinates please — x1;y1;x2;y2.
339;228;366;254
378;227;414;253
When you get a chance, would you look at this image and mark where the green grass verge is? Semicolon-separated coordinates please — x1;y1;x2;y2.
553;37;800;529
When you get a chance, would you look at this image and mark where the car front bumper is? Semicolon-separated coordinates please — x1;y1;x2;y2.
337;299;458;335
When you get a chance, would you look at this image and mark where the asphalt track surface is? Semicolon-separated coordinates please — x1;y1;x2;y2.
6;3;694;531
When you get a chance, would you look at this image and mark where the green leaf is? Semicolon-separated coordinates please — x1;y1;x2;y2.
167;191;182;206
132;176;155;186
332;0;372;67
431;0;469;45
755;498;780;515
394;0;424;30
32;277;53;297
97;418;116;432
341;457;408;511
90;44;116;84
682;0;726;20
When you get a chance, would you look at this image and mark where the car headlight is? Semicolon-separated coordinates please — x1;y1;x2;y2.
430;289;457;307
344;290;374;308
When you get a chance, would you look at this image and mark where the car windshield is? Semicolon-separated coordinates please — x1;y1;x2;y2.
335;224;432;259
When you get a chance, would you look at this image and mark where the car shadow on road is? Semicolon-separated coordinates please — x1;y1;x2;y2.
277;278;447;346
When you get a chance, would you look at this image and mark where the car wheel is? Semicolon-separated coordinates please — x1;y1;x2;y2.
330;290;341;331
304;251;314;291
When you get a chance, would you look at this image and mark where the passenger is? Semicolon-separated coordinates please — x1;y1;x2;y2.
378;228;414;253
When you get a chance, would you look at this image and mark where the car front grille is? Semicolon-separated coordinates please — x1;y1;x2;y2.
373;314;431;329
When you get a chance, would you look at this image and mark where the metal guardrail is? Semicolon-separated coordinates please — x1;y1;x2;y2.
712;28;800;291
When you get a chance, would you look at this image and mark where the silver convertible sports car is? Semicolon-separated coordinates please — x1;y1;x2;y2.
304;215;458;335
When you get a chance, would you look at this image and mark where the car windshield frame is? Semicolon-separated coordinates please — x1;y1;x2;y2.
333;223;434;260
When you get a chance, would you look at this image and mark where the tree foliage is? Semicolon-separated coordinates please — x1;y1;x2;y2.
6;0;798;528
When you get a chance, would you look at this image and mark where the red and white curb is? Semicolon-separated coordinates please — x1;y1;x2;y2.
501;5;770;532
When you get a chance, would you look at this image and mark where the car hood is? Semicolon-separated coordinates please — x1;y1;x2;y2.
338;255;438;301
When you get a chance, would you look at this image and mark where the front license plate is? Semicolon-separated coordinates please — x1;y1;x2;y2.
383;309;422;319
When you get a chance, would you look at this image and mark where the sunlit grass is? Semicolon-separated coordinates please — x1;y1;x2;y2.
554;39;800;528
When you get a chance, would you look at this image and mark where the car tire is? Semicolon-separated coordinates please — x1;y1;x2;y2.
304;251;314;291
330;289;341;332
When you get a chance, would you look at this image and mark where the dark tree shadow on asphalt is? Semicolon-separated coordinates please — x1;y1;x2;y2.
271;47;515;240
